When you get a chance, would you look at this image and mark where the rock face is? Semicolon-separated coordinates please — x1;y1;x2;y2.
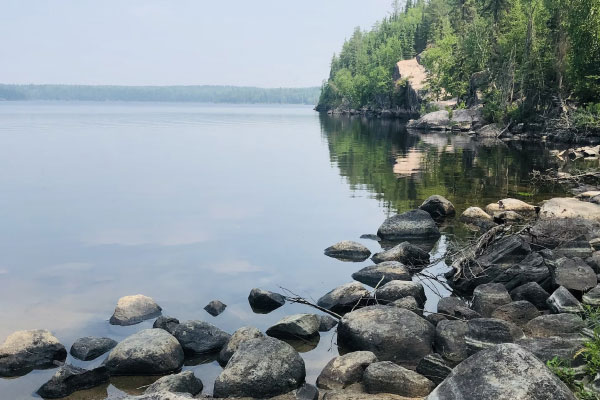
104;329;184;376
267;314;320;339
377;210;441;241
364;361;434;397
213;337;305;398
218;326;264;366
510;282;550;310
435;320;468;364
248;288;286;313
316;351;377;390
490;301;540;327
70;337;117;361
524;314;585;337
407;110;450;130
465;318;524;355
547;286;584;313
551;257;597;292
36;365;109;399
484;198;536;218
375;280;426;307
419;195;456;220
416;354;453;386
0;329;67;377
317;282;370;314
145;371;203;395
171;320;230;354
316;315;338;332
371;242;430;267
471;283;512;317
337;306;434;367
539;197;600;222
110;294;162;326
352;262;411;287
324;241;371;261
204;300;227;317
426;344;576;400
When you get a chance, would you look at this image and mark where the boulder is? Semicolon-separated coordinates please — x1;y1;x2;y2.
490;301;540;327
407;110;450;130
416;353;452;386
419;195;456;220
426;344;576;400
517;336;587;367
213;337;305;398
317;282;370;314
451;109;481;131
476;124;502;138
104;329;184;376
322;392;415;400
471;283;511;317
153;316;180;332
0;329;67;377
493;210;525;224
377;210;441;241
583;284;600;306
316;351;378;390
453;306;482;320
528;218;600;252
352;262;411;288
204;300;227;317
70;337;117;361
363;361;434;397
375;280;426;307
491;252;552;291
460;207;496;232
360;234;381;241
436;297;468;317
547;286;584;314
290;383;319;400
510;282;550;310
524;314;585;337
539;198;600;222
36;365;109;399
144;371;203;395
435;320;468;364
426;314;448;326
316;315;338;332
550;257;597;292
171;320;230;354
484;198;536;218
465;318;524;355
266;314;320;339
337;306;434;367
324;241;371;262
371;242;430;267
248;288;286;313
388;296;422;316
218;326;264;366
109;294;162;326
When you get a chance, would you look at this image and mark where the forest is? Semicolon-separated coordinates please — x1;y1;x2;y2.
317;0;600;127
0;84;320;105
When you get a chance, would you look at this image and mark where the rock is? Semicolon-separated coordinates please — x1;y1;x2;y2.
324;241;371;262
436;297;468;317
435;320;468;364
118;392;193;400
388;296;422;316
316;351;378;390
587;251;600;273
591;238;600;251
36;365;109;399
364;361;434;397
416;354;452;386
248;288;286;313
476;124;502;138
419;195;456;220
459;207;495;232
490;301;540;327
213;337;305;398
493;210;525;224
377;209;441;241
528;218;600;252
70;337;117;361
547;286;584;314
524;314;585;337
360;234;381;241
539;198;600;222
510;282;550;310
471;283;512;317
204;300;227;316
317;315;338;332
0;329;67;377
451;109;481;131
484;198;536;218
454;306;482;320
337;306;434;367
109;294;162;326
518;336;587;367
407;110;450;130
584;284;600;306
291;383;319;400
153;316;180;332
144;371;203;395
426;314;448;326
317;282;370;314
218;326;264;366
491;252;552;291
427;343;576;400
267;314;320;339
465;318;524;355
375;280;426;307
104;329;184;376
550;257;597;292
171;320;230;354
322;392;414;400
352;262;411;287
371;242;430;267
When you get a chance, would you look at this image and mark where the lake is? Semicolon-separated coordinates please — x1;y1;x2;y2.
0;102;566;399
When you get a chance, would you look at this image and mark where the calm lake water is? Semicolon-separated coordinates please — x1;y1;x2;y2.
0;102;566;399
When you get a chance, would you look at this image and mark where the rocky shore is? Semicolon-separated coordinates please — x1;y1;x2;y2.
3;192;600;399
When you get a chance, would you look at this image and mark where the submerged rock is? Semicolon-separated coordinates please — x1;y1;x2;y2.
316;315;338;332
547;286;584;314
371;242;430;267
36;365;109;399
416;354;453;386
324;241;371;261
375;280;426;307
248;288;286;313
213;337;305;398
317;282;370;314
218;326;264;366
471;283;511;317
109;294;162;326
144;370;203;395
419;195;456;220
204;300;227;317
171;320;230;354
316;351;377;390
0;329;67;377
524;313;585;338
267;314;320;339
377;209;441;241
364;361;434;397
70;337;117;361
352;261;411;287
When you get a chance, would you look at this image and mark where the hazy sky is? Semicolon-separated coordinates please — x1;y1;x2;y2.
1;0;394;87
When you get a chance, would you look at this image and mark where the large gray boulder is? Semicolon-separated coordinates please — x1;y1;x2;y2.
324;241;371;261
436;297;468;317
144;371;203;395
547;286;584;313
517;336;587;366
266;314;320;339
248;288;286;313
510;282;550;310
171;320;230;354
490;301;540;327
539;197;600;222
484;198;536;218
317;315;338;332
419;195;456;220
104;329;184;376
490;251;553;291
407;110;450;130
0;329;67;377
460;207;496;232
352;262;411;288
316;351;377;390
426;344;576;399
388;296;422;316
218;326;264;366
471;283;511;317
524;314;585;337
416;354;453;386
36;365;109;399
371;242;430;267
435;320;468;364
377;210;441;241
364;361;434;397
70;337;117;361
213;337;305;398
375;280;426;307
337;306;434;367
584;284;600;306
550;257;597;292
465;318;524;355
317;282;370;314
109;294;162;326
153;316;180;332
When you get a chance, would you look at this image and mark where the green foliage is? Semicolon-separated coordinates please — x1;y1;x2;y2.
573;104;600;131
